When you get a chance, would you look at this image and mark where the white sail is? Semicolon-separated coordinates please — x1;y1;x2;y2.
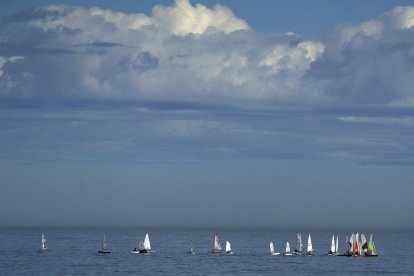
349;232;357;255
285;241;291;253
212;234;222;252
270;241;275;254
143;233;151;250
330;235;335;253
269;241;280;255
335;235;339;254
307;234;313;254
226;241;232;254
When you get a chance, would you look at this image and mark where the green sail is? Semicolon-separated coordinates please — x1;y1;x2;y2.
368;242;374;252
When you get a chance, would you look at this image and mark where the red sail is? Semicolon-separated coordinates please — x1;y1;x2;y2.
353;241;359;253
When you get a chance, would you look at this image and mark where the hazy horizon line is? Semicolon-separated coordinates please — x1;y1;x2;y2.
1;224;413;233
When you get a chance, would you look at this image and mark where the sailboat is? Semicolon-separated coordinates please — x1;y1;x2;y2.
345;232;360;256
39;233;47;253
225;241;233;255
269;241;280;256
365;234;378;257
98;234;111;254
283;241;292;256
294;232;303;255
344;233;352;256
354;232;360;256
360;233;367;256
307;234;313;256
131;233;153;254
327;235;337;255
188;241;195;255
211;233;222;253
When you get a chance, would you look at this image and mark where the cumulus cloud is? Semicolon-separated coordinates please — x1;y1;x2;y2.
316;6;414;105
0;2;413;106
152;0;249;35
0;0;324;104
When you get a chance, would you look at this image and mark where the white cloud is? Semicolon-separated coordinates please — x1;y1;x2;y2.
152;0;250;36
339;116;414;126
0;56;25;76
260;41;324;75
387;6;414;29
0;2;413;106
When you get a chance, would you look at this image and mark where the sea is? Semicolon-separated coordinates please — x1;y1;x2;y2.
1;228;413;275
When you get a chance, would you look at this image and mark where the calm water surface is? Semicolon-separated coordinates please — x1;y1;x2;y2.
1;228;413;275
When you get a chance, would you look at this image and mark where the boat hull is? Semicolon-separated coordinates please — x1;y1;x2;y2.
131;248;154;254
98;250;112;254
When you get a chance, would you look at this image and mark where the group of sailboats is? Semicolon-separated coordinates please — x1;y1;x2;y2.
270;233;313;256
211;233;233;255
327;232;378;257
342;232;378;257
38;232;378;257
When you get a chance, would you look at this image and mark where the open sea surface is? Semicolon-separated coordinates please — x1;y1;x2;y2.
1;228;413;275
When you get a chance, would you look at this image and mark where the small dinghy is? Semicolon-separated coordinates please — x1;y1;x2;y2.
131;233;153;254
335;235;339;255
39;233;47;253
342;232;355;256
294;232;303;255
225;241;233;255
283;241;292;256
269;241;280;256
98;234;112;254
188;241;195;255
327;235;339;255
364;234;378;257
307;234;313;256
211;233;222;253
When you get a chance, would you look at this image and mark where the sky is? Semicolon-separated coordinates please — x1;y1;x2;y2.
0;0;414;229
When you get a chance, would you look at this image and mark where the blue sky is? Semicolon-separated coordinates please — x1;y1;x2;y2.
1;0;414;229
2;0;414;34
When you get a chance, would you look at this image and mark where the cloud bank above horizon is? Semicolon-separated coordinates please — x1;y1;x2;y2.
0;0;413;106
1;0;414;166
